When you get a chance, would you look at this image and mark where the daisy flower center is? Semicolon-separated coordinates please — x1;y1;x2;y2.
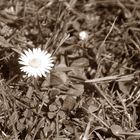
29;58;41;68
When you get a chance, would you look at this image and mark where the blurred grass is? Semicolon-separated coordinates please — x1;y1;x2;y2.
0;0;140;139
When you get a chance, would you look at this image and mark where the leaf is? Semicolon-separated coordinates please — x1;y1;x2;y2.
42;71;69;87
54;137;70;140
50;71;69;86
9;111;18;125
41;74;51;87
49;104;58;112
67;84;84;96
118;81;131;95
47;112;56;119
68;67;87;81
88;105;99;113
0;36;13;48
58;110;66;119
61;96;76;111
70;58;89;67
110;125;123;136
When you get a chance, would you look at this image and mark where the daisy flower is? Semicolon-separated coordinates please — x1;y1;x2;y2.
18;48;54;78
79;31;89;41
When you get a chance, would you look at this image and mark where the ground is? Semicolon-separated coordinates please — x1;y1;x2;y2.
0;0;140;140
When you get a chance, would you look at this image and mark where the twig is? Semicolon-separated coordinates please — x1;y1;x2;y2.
96;17;117;61
52;33;70;55
116;91;132;128
82;119;91;140
127;90;140;107
93;84;119;113
129;38;140;52
85;71;140;83
82;106;109;129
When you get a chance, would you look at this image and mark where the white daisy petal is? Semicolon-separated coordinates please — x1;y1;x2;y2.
18;60;28;65
45;53;51;58
24;50;30;56
40;69;46;77
18;48;54;78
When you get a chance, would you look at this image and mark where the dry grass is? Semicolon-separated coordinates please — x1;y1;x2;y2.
0;0;140;140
